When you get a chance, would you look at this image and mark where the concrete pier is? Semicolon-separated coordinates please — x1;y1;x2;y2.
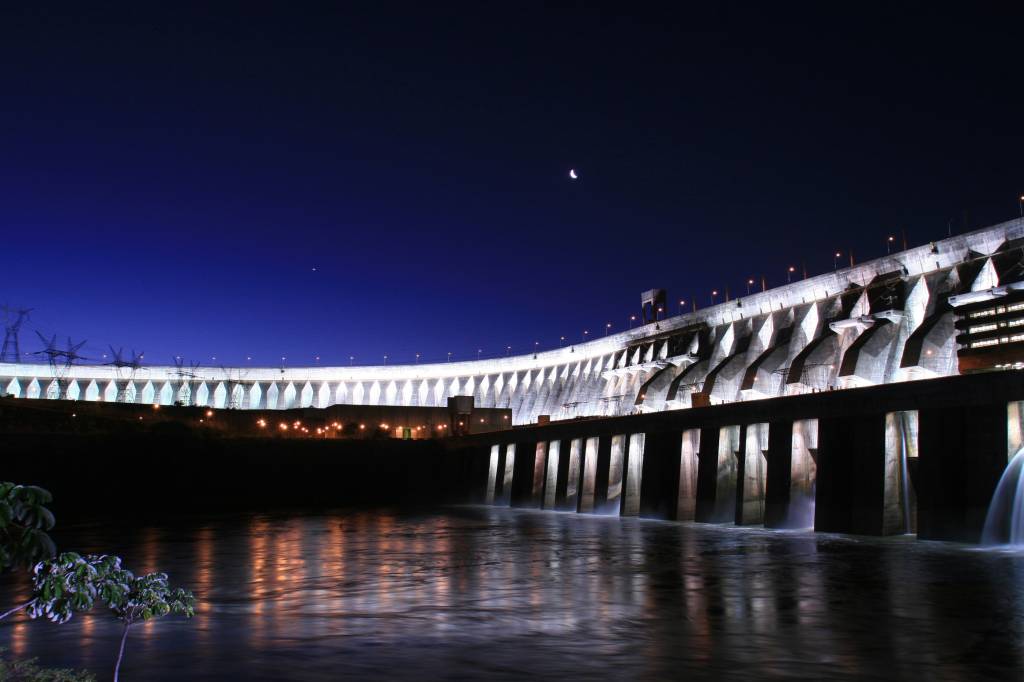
475;371;1024;543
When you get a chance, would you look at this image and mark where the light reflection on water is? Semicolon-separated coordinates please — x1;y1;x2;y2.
0;507;1022;680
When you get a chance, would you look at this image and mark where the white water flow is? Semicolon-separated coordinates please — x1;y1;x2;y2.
982;448;1024;545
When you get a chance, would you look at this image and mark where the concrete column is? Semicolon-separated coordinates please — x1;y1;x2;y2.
766;419;817;529
174;380;187;405
250;382;266;409
578;436;599;513
603;434;627;513
500;444;516;507
700;425;741;523
678;429;700;520
739;423;769;525
884;411;918;535
530;442;548;508
209;382;223;408
1008;401;1024;458
266;382;281;409
543;441;560;509
486;444;500;504
621;433;646;516
39;377;51;400
563;438;583;511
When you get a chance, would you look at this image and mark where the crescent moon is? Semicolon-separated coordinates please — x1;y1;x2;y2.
569;169;578;179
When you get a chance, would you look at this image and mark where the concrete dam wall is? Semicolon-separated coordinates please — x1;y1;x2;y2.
2;218;1023;425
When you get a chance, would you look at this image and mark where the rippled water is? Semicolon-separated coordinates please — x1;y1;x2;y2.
1;507;1023;680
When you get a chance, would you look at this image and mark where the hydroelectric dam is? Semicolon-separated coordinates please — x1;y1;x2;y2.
5;218;1024;422
4;218;1024;543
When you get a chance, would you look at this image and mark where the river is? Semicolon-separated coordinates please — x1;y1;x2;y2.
1;507;1022;680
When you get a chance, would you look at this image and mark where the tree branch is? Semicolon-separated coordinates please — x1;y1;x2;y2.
0;600;32;621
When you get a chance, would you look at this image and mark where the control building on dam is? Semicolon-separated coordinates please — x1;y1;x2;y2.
3;217;1024;425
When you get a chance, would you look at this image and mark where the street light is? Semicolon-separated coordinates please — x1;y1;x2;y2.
349;355;354;366
560;335;566;346
477;348;482;360
1019;195;1023;218
415;352;420;364
833;251;842;271
711;289;718;304
506;345;512;356
787;266;796;283
629;315;637;329
447;352;452;362
605;323;612;336
746;279;754;295
886;235;895;254
678;300;685;315
656;307;663;320
383;354;388;365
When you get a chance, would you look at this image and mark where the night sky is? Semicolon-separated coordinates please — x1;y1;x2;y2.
2;3;1022;367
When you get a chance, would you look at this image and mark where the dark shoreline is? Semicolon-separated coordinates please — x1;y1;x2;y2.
1;430;487;518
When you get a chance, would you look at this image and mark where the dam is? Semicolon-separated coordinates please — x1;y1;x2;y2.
3;218;1024;426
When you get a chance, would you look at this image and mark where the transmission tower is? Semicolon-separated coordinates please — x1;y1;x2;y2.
32;332;87;399
221;366;249;409
1;306;32;363
172;357;202;406
107;346;145;403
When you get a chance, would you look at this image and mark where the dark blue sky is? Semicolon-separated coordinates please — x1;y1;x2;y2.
2;3;1022;366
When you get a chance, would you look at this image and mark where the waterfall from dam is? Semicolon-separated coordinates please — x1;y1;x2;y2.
983;448;1024;545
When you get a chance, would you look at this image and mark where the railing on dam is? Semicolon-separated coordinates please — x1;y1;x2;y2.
471;371;1024;543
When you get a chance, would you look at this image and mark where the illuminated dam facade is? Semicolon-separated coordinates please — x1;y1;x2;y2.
3;218;1024;426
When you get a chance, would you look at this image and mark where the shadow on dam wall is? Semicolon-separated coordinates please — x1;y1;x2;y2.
1;430;489;517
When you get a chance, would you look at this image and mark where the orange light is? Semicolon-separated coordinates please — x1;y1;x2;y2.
206;410;213;417
280;423;288;430
359;424;365;430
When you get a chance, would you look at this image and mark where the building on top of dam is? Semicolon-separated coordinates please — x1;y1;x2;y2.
2;217;1024;425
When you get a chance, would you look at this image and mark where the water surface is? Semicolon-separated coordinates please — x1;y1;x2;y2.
1;507;1022;680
